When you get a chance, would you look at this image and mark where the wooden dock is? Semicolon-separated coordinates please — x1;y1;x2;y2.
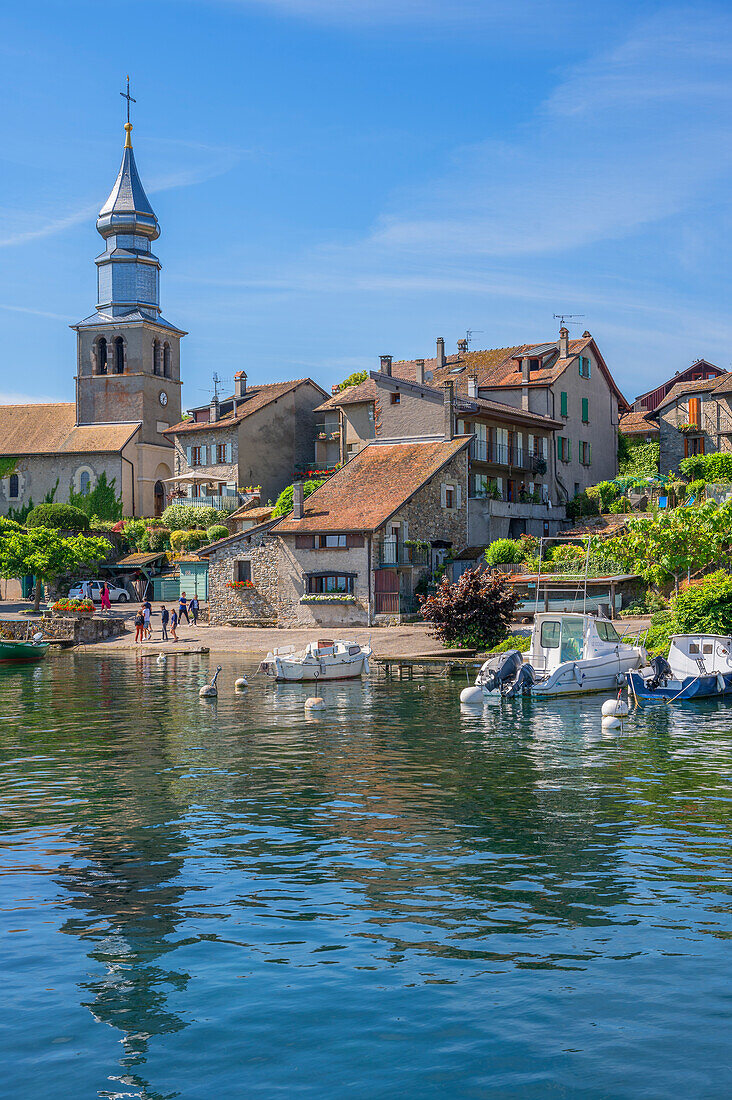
373;652;482;678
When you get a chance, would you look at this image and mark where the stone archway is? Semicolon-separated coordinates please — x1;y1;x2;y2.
154;480;165;517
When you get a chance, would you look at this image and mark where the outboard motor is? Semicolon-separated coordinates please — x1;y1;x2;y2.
647;654;672;690
478;650;524;693
503;663;536;697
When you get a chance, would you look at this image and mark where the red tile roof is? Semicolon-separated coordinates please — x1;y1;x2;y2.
651;375;726;414
273;437;469;534
166;379;322;435
619;409;659;435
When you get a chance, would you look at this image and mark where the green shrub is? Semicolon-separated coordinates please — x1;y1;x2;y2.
68;471;123;521
673;571;732;635
608;496;631;514
170;530;188;554
644;610;677;655
678;455;706;480
26;503;90;533
703;453;732;481
619;439;659;477
122;518;147;550
587;480;618;512
549;543;585;564
162;504;227;530
272;480;324;518
148;528;170;552
484;538;525;566
565;492;600;521
182;529;208;551
488;633;532;654
206;524;229;543
685;479;706;501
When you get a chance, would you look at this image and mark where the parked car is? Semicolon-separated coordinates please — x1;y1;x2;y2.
68;579;130;603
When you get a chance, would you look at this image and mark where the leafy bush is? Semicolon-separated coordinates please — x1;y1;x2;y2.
565;492;600;521
608;496;631;513
206;524;229;543
488;633;532;654
644;610;677;655
678;455;706;480
419;569;518;651
272;480;324;518
162;504;227;531
122;519;147;550
183;529;208;551
336;370;368;392
587;480;618;512
672;571;732;635
619;439;659;477
26;503;90;533
685;479;706;501
148;528;170;552
68;472;123;521
170;530;188;554
549;543;585;564
484;538;525;566
703;453;732;481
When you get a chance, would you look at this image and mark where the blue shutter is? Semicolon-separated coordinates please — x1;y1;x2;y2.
186;445;192;467
226;441;232;463
200;444;207;465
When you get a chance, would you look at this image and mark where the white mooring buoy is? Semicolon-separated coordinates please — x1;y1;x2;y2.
602;715;622;729
235;676;248;691
200;666;222;698
601;698;629;718
305;696;325;711
460;685;484;705
157;652;167;664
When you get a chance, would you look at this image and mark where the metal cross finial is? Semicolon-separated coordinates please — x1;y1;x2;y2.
120;75;136;124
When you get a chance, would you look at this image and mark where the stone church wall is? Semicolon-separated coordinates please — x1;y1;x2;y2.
0;453;125;515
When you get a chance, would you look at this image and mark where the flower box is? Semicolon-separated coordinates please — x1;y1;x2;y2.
300;594;356;603
51;598;94;616
227;581;255;589
677;422;701;434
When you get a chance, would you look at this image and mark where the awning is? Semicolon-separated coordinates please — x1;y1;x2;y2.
110;552;167;568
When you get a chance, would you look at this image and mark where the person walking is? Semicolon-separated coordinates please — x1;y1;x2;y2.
142;603;151;641
170;606;179;642
190;595;199;626
134;610;144;644
178;592;190;625
161;604;169;642
100;583;112;612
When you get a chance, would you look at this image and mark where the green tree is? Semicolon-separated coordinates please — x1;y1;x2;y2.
609;502;729;591
26;503;90;532
68;472;123;521
336;370;367;392
272;479;324;518
0;528;111;611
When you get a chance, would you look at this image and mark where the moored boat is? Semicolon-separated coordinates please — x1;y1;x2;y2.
471;613;646;699
0;633;49;664
629;634;732;701
258;638;372;682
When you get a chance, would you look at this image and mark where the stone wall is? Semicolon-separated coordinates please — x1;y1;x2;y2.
0;615;127;644
206;531;280;624
390;449;469;548
657;392;732;474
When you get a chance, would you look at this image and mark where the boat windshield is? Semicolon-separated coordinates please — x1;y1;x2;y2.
595;619;621;644
559;617;585;663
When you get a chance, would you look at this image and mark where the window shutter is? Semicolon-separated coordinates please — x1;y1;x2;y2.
440;483;447;507
200;444;207;465
226;441;232;463
556;438;561;461
582;398;588;422
295;534;314;549
186;445;192;467
588;443;592;464
684;437;689;458
567;439;572;461
346;534;364;548
456;484;462;509
560;391;568;417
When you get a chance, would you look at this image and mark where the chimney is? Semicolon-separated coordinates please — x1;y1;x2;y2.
457;338;468;355
210;396;219;423
380;354;393;377
559;327;569;358
467;376;478;399
522;356;531;384
234;370;247;398
331;384;340;395
415;358;425;385
436;337;446;368
443;381;454;440
292;480;304;520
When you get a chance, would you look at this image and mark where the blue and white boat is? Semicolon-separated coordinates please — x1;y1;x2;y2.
629;634;732;701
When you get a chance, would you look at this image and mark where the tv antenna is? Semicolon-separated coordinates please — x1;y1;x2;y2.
553;313;585;328
465;329;484;349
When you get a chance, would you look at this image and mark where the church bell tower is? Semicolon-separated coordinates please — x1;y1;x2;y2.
72;89;185;445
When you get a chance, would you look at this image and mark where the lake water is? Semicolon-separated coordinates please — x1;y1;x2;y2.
1;653;732;1099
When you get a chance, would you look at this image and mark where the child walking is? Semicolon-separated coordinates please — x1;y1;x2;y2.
161;605;169;642
170;607;179;642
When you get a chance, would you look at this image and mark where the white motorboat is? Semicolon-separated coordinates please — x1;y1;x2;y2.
258;638;372;682
473;613;646;698
629;634;732;700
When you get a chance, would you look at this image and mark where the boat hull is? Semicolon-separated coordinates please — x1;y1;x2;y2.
262;656;369;682
629;671;724;701
484;652;642;699
0;640;49;664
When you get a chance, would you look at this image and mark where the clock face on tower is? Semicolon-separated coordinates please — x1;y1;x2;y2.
158;391;168;407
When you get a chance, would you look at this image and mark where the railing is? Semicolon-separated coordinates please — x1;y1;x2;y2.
469;438;543;471
376;541;429;567
186;494;242;512
489;558;625;578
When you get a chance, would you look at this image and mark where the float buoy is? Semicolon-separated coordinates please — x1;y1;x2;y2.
460;686;484;705
235;676;248;691
157;652;167;664
602;715;622;729
305;696;325;711
199;665;222;698
601;698;629;718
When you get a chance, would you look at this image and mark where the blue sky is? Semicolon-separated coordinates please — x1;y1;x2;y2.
1;0;731;408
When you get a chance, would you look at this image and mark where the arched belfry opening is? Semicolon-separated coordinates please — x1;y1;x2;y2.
114;336;124;374
153;339;161;376
163;342;171;379
97;337;108;375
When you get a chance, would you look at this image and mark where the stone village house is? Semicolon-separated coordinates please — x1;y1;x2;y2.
199;436;470;626
649;371;732;474
163;372;328;512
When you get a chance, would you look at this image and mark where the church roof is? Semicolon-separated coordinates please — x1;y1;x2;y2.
72;309;186;334
96;124;159;240
0;404;140;456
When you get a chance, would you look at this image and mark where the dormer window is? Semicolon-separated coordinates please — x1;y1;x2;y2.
529;358;540;371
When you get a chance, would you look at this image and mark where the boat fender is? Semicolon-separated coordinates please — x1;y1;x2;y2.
460;685;484;705
602;698;629;718
573;663;584;685
717;672;726;694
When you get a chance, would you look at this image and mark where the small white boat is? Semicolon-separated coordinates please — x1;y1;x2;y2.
258;638;372;682
630;634;732;701
473;613;646;699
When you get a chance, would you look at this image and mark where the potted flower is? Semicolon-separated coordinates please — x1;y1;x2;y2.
51;597;95;617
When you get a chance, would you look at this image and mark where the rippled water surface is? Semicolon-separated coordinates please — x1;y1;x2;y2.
2;652;732;1098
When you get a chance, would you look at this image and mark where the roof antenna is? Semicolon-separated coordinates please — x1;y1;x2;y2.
465;329;484;349
553;313;585;328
